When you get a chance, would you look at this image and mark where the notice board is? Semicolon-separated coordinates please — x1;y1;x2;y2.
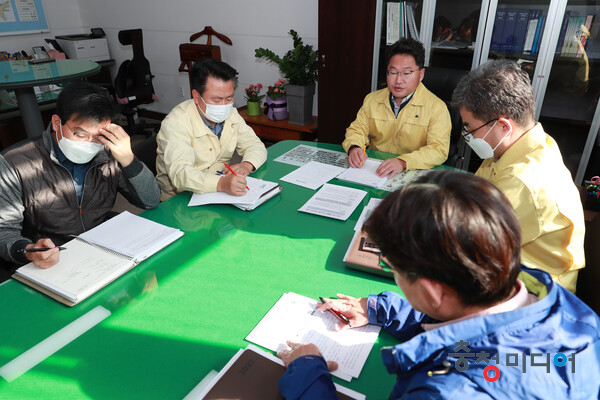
0;0;49;36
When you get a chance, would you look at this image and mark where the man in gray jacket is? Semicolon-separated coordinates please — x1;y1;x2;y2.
0;82;160;274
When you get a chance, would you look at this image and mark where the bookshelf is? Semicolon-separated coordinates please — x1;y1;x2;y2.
370;0;600;182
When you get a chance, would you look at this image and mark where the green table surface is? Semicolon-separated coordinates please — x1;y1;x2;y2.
0;140;406;399
0;59;100;88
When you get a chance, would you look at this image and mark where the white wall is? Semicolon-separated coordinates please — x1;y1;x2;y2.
76;0;319;115
2;0;87;57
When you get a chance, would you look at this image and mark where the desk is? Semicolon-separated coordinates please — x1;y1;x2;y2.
0;60;100;138
238;106;318;143
0;141;401;399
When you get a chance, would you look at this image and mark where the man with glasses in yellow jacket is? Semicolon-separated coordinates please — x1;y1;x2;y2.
343;38;451;177
452;60;585;293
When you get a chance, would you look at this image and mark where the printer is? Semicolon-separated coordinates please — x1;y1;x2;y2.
55;34;110;62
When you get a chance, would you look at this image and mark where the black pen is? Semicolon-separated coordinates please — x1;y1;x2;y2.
23;247;67;253
319;296;351;327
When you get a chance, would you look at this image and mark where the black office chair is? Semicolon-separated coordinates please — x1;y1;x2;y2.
422;66;469;170
114;29;158;137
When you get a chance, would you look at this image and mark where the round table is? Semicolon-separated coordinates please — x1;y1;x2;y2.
0;59;100;138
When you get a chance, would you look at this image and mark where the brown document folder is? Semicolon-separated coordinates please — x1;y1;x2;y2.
203;348;355;400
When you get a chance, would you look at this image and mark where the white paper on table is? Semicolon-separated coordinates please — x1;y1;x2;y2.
188;176;271;206
353;198;383;232
298;183;367;221
273;144;349;168
380;169;427;192
280;161;346;190
246;292;381;380
336;159;389;188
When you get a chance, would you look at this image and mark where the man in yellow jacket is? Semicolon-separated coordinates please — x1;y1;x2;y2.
452;59;585;293
156;59;267;201
343;38;451;177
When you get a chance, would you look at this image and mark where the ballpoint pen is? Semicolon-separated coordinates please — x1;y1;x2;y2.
223;162;250;190
22;247;67;253
360;145;366;166
319;296;352;327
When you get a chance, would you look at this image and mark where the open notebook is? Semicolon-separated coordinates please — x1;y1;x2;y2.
13;212;184;306
188;177;282;211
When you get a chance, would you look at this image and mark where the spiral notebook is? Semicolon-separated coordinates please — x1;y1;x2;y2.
13;212;184;306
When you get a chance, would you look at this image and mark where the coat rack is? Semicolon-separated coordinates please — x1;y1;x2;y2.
179;26;233;91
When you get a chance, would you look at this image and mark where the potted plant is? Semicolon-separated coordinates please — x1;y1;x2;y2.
255;30;318;125
264;78;288;121
244;83;264;116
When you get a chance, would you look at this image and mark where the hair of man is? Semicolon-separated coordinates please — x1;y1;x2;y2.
190;58;239;96
364;169;522;306
55;82;117;125
385;37;425;69
451;59;536;126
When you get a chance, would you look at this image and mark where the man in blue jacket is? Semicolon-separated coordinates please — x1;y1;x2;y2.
278;170;600;399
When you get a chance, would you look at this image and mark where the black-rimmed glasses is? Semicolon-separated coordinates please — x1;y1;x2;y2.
461;118;498;142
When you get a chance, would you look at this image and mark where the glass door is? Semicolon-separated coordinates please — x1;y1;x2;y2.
427;0;487;70
536;0;600;183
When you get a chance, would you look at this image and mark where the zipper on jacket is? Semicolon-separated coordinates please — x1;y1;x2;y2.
427;361;452;377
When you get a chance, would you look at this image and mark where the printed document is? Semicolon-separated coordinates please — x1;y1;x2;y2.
298;183;367;221
280;161;346;190
380;169;427;192
274;144;349;168
246;292;380;381
336;159;389;188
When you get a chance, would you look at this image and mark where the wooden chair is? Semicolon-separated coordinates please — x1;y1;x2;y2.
179;26;232;91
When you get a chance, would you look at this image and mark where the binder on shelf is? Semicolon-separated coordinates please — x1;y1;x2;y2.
405;2;419;40
500;9;518;52
556;11;571;55
512;9;531;53
523;10;541;54
531;15;545;55
13;212;184;306
386;2;401;45
577;14;595;57
561;16;585;56
490;9;507;51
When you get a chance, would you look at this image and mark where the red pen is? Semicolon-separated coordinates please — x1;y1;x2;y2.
222;162;250;191
319;297;352;327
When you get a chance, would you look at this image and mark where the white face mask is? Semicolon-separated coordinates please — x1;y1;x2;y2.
465;121;511;159
198;96;233;123
57;122;104;164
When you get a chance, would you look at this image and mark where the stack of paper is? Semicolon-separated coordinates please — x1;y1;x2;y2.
280;161;346;190
246;292;381;382
298;183;367;221
188;177;280;210
336;158;389;188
